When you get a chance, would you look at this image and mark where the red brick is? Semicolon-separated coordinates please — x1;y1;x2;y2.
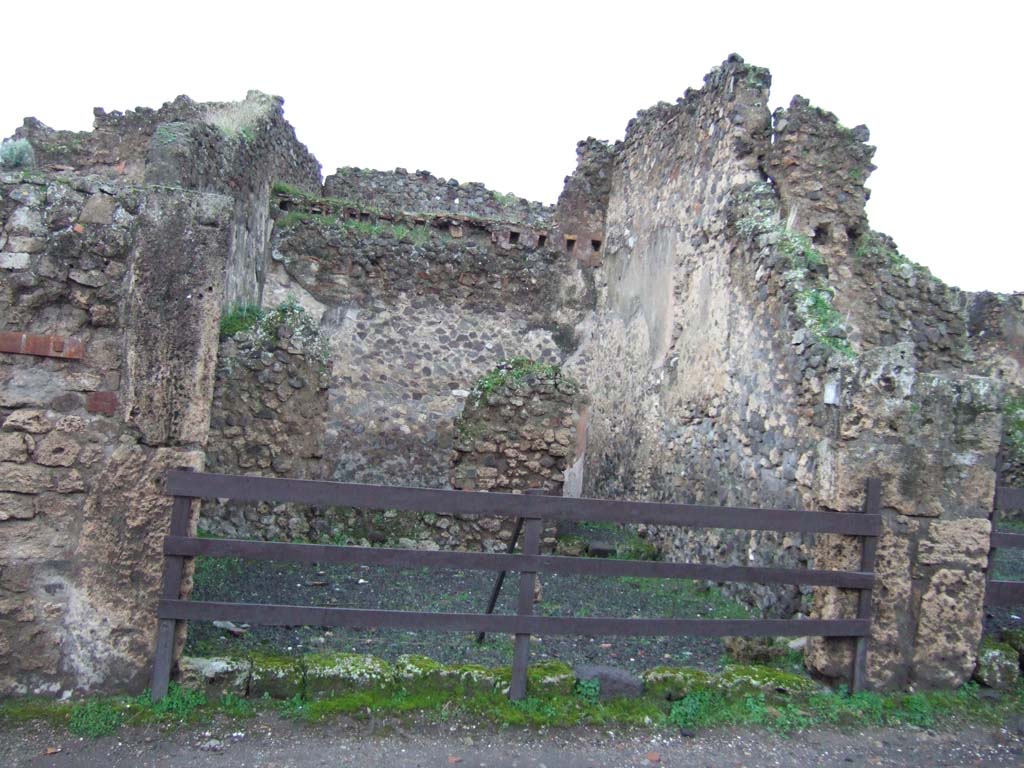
86;391;118;417
0;332;84;360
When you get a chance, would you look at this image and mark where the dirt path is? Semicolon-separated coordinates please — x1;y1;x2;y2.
4;714;1023;768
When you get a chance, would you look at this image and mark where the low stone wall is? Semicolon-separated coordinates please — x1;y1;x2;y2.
447;361;588;551
199;309;330;541
323;167;553;229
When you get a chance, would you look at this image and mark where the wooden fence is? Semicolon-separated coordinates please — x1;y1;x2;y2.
986;485;1024;606
151;471;882;701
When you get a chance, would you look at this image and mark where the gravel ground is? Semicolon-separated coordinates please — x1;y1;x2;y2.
3;714;1023;767
186;555;750;672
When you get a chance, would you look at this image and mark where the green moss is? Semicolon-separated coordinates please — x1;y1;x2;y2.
305;653;396;698
1002;629;1024;656
493;660;575;697
974;639;1021;690
249;653;305;699
271;180;313;198
0;697;72;724
715;664;820;695
642;667;712;700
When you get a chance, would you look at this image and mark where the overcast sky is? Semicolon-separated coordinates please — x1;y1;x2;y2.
3;1;1020;292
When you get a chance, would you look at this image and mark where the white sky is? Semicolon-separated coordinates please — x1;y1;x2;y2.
3;1;1021;292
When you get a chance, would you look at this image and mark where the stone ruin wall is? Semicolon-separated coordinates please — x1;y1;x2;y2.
0;94;321;696
562;55;1016;690
2;57;1023;697
447;365;588;552
264;176;592;490
198;324;331;541
324;167;553;228
16;91;322;308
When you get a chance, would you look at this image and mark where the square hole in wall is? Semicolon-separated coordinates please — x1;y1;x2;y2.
509;231;520;244
538;234;547;247
812;223;831;245
591;239;602;252
565;237;577;253
360;212;371;222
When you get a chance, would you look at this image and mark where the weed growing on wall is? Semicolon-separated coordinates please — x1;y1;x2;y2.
470;357;564;405
205;94;273;141
251;298;330;369
219;303;264;338
734;183;854;358
853;231;935;279
0;138;35;169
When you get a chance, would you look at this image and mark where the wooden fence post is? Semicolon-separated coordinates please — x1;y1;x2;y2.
150;472;194;701
509;515;542;700
851;477;881;693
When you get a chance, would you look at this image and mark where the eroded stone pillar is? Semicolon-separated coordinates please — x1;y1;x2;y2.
807;344;1002;689
448;360;588;551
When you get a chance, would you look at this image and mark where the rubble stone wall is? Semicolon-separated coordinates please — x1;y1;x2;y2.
198;321;330;541
323;167;553;229
268;196;591;489
563;55;1010;690
0;172;232;696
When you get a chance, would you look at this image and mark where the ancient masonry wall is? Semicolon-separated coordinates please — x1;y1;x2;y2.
0;91;320;696
17;91;322;308
563;55;1011;690
266;183;592;490
323;167;553;228
0;172;232;695
447;363;587;551
198;319;330;541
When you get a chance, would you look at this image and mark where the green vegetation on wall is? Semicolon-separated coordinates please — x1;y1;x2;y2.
734;183;854;358
0;138;35;170
469;357;567;405
219;298;329;369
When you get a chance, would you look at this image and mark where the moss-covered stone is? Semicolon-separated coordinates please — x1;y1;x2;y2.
555;535;588;557
305;653;396;699
493;660;575;696
714;664;819;695
1001;629;1024;665
177;656;250;698
248;653;304;699
444;663;501;694
973;640;1021;690
641;667;711;700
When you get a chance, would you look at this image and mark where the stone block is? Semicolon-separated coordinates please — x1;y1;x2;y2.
912;568;987;688
178;656;251;698
574;664;643;699
973;641;1021;690
0;492;36;520
2;410;52;434
0;462;53;493
32;432;80;467
917;519;990;568
0;433;31;463
78;193;117;225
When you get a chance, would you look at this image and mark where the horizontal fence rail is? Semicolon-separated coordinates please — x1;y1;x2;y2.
151;471;882;701
165;471;882;536
986;485;1024;607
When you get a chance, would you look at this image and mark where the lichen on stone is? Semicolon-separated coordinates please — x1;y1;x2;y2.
972;639;1021;690
305;652;396;693
714;664;820;695
641;667;712;699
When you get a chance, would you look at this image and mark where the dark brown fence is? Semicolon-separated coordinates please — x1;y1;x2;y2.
151;471;882;701
986;485;1024;606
